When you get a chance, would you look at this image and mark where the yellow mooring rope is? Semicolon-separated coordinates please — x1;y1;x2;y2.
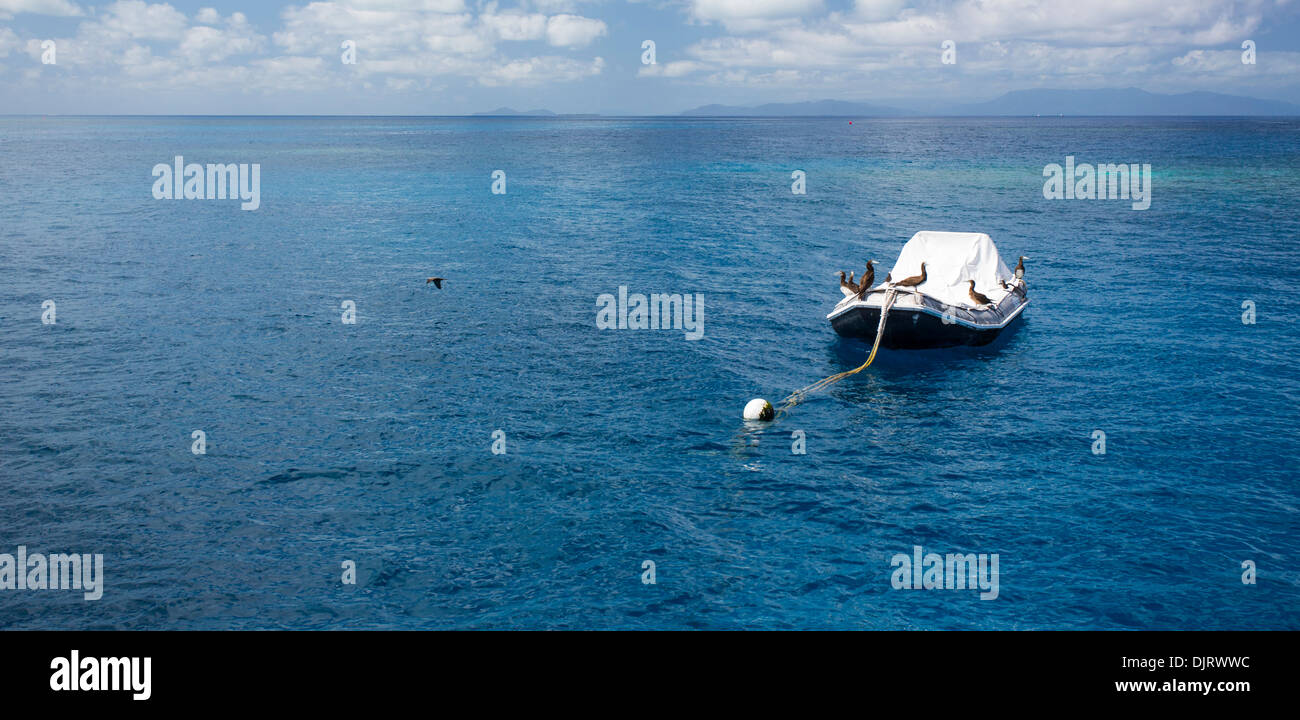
776;288;899;419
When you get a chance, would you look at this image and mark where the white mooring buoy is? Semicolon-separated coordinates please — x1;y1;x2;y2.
743;398;774;421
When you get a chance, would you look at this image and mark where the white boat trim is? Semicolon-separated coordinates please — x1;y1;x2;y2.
827;292;1029;331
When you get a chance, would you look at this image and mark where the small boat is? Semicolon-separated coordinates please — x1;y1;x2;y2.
828;231;1028;348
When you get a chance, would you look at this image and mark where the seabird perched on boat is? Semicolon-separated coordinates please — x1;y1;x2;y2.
1014;256;1028;280
426;277;445;288
839;271;857;294
968;280;993;308
855;260;877;299
894;262;927;288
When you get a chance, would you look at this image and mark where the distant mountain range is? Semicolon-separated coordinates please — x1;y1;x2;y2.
678;99;910;117
471;107;557;116
952;88;1300;116
473;88;1299;117
674;88;1300;117
470;107;604;118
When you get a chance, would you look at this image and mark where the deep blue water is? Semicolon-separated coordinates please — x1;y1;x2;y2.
0;116;1297;629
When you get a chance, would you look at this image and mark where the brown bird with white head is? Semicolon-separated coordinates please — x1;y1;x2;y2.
838;271;857;294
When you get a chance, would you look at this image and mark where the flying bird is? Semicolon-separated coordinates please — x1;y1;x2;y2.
426;277;444;289
894;263;927;288
968;280;993;307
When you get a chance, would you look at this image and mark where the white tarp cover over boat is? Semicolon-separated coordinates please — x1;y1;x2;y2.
886;231;1013;308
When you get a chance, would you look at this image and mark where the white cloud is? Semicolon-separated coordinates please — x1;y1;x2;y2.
23;2;266;71
421;13;493;55
851;0;902;22
0;0;81;17
244;54;328;91
0;0;1295;107
637;0;1300;104
481;11;547;41
267;1;608;84
544;14;605;47
1169;47;1300;79
525;0;599;12
479;53;603;85
97;0;189;41
669;0;1283;86
274;2;444;54
177;17;265;63
638;59;708;78
691;0;822;23
690;0;822;32
0;26;19;55
837;0;1269;47
9;0;607;90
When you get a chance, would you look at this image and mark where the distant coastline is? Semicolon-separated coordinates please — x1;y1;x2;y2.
459;88;1300;118
674;88;1300;118
470;107;600;118
8;86;1300;119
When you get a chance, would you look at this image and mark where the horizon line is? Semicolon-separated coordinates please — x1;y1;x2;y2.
3;113;1299;119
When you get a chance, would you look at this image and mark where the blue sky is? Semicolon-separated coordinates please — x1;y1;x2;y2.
3;0;1299;114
